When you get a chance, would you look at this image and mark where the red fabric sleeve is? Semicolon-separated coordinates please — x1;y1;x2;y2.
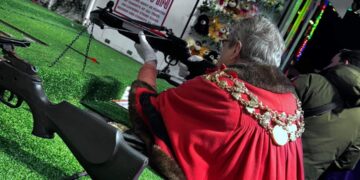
137;63;157;89
132;75;304;180
150;77;240;178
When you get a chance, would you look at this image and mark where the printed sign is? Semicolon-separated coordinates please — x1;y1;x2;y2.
114;0;174;26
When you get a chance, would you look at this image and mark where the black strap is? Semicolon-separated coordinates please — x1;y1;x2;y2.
0;36;30;47
123;130;147;155
139;93;173;151
304;102;339;117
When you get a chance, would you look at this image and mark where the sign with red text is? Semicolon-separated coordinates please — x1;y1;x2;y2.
114;0;174;26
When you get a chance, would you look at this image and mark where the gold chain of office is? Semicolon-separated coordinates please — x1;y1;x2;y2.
204;70;305;146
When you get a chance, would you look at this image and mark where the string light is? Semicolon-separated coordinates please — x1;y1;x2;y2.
285;0;312;47
296;0;329;60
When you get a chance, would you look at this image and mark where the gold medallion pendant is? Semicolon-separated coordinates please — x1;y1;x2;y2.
272;125;289;146
205;69;305;146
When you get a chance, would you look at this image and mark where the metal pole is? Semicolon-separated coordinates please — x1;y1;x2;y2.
83;0;97;26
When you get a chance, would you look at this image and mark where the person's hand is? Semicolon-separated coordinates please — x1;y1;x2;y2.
134;31;157;63
178;63;190;78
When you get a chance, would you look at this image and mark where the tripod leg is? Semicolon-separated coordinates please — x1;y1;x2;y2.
49;26;89;67
82;24;95;72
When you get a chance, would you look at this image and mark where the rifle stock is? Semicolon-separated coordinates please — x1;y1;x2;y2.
0;38;148;179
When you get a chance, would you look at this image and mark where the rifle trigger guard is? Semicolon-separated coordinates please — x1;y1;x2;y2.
0;91;23;108
164;55;178;66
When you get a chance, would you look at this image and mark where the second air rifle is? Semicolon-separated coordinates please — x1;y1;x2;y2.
90;1;216;85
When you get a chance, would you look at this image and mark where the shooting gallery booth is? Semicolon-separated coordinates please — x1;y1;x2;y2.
84;0;199;84
2;0;359;179
84;0;343;80
80;1;360;179
78;0;342;136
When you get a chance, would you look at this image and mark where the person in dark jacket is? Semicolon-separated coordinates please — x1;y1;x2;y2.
293;73;360;180
352;0;360;13
321;49;360;107
291;49;360;179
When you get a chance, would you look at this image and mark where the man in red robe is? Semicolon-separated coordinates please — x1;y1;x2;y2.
129;15;305;180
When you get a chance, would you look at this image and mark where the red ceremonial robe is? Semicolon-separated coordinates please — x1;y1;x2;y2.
131;64;304;180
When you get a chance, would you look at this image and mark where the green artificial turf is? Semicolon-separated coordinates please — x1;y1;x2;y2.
0;0;171;179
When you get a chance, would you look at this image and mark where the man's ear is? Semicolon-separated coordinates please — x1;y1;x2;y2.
230;41;242;60
345;60;350;65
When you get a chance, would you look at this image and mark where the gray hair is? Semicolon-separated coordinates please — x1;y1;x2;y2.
228;15;285;67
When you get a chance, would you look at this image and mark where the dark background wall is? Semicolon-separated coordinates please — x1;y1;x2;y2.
294;1;360;73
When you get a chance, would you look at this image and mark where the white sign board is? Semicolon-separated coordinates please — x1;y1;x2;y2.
114;0;174;25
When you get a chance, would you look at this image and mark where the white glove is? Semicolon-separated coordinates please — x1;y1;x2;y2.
178;63;190;78
134;31;157;63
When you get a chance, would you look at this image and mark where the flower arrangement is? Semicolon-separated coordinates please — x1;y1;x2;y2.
188;0;285;64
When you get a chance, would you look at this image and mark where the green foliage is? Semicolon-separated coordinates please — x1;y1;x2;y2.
82;75;123;101
81;100;131;127
39;66;91;103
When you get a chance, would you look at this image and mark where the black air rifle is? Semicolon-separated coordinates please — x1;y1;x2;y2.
90;1;216;84
0;36;148;180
